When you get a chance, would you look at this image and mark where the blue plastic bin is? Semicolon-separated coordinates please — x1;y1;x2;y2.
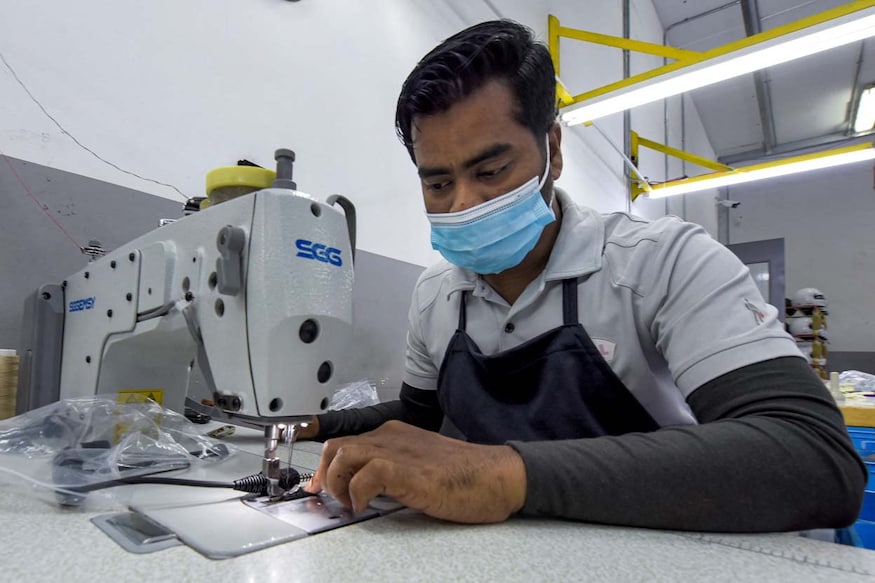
853;520;875;550
846;428;875;548
848;427;875;458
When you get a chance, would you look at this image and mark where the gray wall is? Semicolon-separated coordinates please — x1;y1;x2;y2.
827;353;875;376
726;163;875;352
1;156;423;401
727;161;875;372
1;156;183;349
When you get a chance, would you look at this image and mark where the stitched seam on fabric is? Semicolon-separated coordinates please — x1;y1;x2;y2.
604;237;660;249
674;335;802;384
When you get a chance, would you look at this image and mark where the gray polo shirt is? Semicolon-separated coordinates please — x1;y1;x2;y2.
402;189;802;428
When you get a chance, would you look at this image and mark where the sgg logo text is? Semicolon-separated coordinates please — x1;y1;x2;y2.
69;297;96;312
295;239;343;267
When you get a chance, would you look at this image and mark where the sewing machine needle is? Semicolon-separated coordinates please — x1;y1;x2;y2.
285;423;299;476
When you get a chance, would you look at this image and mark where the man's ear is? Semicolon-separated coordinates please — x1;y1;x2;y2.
548;122;563;180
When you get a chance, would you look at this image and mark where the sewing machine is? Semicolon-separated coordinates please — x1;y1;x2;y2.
17;150;356;497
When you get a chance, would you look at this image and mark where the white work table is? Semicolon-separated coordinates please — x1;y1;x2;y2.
2;427;874;582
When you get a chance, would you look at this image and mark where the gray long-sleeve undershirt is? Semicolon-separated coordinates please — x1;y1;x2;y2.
315;356;866;532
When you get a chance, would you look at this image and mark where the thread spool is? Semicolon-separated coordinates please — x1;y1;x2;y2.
829;371;844;405
0;349;18;420
205;166;276;206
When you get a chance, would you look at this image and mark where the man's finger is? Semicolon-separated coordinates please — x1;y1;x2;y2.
306;422;412;493
323;443;381;508
347;457;401;513
306;436;346;493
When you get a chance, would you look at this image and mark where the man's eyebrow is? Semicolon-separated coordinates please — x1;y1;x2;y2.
417;143;513;179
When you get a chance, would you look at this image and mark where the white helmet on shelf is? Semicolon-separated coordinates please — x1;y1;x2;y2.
788;317;815;336
796;341;813;363
791;288;828;313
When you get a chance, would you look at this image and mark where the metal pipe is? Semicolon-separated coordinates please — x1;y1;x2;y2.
741;0;777;154
662;29;671;216
662;0;740;219
847;42;867;136
759;0;820;25
719;128;875;164
717;187;731;245
681;92;687;220
664;1;740;37
623;0;632;212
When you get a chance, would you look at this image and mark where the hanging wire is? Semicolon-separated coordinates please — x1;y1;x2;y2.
0;50;188;201
1;150;84;252
587;122;653;194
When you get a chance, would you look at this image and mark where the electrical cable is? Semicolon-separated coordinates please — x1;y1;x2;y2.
0;464;84;498
136;298;182;322
0;49;189;201
58;467;308;495
0;463;311;506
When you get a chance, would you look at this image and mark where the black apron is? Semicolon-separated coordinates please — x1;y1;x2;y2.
437;279;659;444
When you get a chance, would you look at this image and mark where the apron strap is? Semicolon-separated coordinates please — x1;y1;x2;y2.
458;291;467;331
562;278;579;325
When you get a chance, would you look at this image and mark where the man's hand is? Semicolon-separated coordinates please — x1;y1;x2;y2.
305;420;527;524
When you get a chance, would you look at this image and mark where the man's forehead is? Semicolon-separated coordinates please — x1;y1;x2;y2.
410;82;530;164
412;129;521;171
410;81;518;133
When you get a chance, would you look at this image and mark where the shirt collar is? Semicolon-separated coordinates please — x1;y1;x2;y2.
542;188;604;282
442;188;605;298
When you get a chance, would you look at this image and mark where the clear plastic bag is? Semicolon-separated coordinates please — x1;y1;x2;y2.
839;370;875;393
328;380;380;411
0;396;233;507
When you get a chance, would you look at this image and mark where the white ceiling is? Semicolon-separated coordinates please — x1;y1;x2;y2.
649;0;875;164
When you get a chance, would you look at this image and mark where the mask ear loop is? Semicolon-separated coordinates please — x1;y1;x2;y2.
540;135;555;208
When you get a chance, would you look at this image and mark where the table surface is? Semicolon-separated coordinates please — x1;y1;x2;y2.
2;424;875;583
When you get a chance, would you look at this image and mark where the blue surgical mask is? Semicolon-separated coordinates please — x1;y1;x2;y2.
427;143;555;274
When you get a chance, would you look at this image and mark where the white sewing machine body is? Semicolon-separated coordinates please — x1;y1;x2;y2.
57;187;354;422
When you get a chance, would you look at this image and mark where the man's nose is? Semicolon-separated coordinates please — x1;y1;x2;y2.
450;180;487;213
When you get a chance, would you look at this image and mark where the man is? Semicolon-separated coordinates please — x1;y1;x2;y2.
303;20;865;531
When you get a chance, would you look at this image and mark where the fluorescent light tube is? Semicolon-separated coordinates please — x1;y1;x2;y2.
646;144;875;198
561;8;875;126
854;86;875;133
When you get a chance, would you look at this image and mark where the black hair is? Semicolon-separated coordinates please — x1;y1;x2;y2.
395;20;557;163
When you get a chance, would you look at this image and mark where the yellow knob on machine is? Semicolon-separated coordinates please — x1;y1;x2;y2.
205;166;277;206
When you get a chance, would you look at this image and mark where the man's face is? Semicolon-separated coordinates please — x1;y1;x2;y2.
411;80;559;214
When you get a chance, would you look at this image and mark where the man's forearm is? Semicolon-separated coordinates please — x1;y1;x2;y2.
510;357;866;532
316;383;442;440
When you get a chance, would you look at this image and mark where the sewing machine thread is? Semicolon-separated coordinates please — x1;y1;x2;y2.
0;349;17;420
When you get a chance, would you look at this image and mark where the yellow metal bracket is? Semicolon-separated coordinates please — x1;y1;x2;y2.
548;14;704;108
630;135;874;200
548;1;875;112
630;131;732;200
